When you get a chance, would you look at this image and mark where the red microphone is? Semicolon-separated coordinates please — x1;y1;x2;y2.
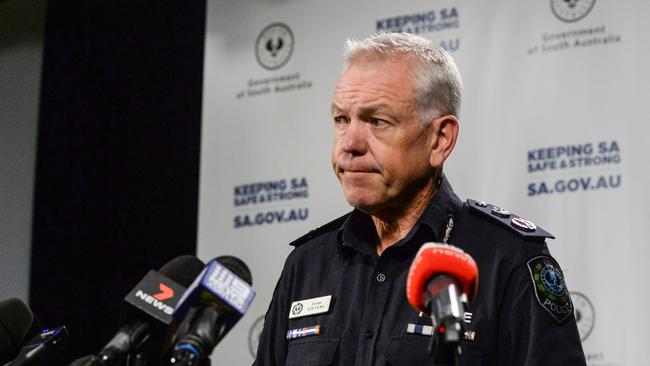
406;243;478;364
407;243;478;314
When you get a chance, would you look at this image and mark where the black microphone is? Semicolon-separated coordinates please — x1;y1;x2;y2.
8;326;69;366
71;255;205;366
0;298;68;366
406;243;479;365
169;256;255;366
0;298;38;364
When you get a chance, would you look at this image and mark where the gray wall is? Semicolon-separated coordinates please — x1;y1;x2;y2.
0;0;46;301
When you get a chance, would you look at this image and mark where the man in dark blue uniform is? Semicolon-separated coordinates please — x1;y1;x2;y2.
254;33;586;365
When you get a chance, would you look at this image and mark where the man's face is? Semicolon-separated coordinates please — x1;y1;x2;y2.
331;57;436;215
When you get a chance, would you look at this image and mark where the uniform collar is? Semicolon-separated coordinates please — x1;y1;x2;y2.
339;175;463;258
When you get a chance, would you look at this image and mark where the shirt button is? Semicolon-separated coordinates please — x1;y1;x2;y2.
376;273;386;282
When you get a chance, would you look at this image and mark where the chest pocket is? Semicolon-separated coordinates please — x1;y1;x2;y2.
285;337;340;366
384;334;433;365
385;336;485;366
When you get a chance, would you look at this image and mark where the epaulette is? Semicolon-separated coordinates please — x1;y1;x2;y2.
467;199;554;239
289;212;351;247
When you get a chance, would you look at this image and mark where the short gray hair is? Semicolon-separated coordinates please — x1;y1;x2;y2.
343;33;462;124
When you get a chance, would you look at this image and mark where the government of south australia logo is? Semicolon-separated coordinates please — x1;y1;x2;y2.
255;23;294;70
571;292;595;342
551;0;596;22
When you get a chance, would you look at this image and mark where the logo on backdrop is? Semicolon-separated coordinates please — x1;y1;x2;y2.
570;292;595;342
527;1;621;56
248;315;265;358
233;177;309;228
573;292;617;366
550;0;596;22
234;23;312;100
375;7;461;52
527;140;622;197
255;23;294;70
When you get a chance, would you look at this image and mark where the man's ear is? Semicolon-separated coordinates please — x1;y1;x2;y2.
429;115;459;168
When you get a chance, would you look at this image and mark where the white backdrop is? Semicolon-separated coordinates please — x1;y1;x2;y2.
198;1;650;364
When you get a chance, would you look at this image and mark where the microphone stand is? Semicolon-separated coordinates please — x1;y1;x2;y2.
127;353;147;366
429;320;462;366
425;277;466;366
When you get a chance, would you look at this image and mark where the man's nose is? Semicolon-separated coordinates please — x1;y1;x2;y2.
342;119;368;155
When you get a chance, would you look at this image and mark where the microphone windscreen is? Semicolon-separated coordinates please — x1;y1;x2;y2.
0;298;33;354
215;255;252;285
158;255;206;287
0;331;10;358
21;313;44;345
406;243;478;314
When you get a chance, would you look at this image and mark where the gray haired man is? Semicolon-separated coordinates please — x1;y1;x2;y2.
254;33;586;366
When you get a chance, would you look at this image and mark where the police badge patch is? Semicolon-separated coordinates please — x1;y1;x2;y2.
527;256;574;324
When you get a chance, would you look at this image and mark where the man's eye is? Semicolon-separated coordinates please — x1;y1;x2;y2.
369;118;388;127
334;115;349;124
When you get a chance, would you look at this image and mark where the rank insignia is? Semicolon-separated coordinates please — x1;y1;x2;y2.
467;199;554;239
491;206;511;218
527;256;574;324
511;217;537;232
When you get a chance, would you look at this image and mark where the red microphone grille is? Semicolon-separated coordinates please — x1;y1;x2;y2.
406;243;478;314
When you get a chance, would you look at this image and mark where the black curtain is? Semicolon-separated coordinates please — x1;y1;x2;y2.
30;1;206;363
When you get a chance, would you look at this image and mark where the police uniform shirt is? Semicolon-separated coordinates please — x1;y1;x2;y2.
253;177;587;365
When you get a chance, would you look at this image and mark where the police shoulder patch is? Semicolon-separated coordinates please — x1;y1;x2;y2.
289;212;350;247
526;255;574;324
467;199;554;239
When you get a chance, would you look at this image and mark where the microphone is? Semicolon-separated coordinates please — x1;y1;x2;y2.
71;255;205;366
8;326;69;366
0;298;68;366
406;243;478;364
0;298;40;364
169;256;255;365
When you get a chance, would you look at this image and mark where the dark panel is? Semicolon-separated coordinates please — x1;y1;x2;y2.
30;1;206;362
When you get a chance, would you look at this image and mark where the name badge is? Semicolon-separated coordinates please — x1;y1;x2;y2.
289;295;332;319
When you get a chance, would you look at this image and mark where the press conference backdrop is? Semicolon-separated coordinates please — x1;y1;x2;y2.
198;1;649;365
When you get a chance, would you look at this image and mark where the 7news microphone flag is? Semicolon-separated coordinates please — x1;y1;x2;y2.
69;255;205;366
